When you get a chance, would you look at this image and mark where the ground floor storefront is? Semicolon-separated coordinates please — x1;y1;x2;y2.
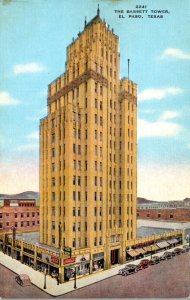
0;230;184;283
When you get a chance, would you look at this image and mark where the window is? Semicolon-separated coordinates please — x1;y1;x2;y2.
94;222;97;231
73;176;76;185
73;238;76;247
95;98;98;108
78;145;81;155
95;114;98;124
51;177;55;186
73;223;76;232
78;191;81;201
78;176;81;186
78;208;81;216
52;163;55;172
73;191;76;201
73;144;76;154
94;192;97;201
95;161;97;171
100;192;102;201
51;134;55;143
94;237;97;246
95;176;97;186
73;207;76;216
52;148;55;157
170;214;173;219
15;213;17;218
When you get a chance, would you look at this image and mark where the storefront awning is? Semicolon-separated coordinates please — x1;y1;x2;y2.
167;238;178;244
127;250;138;257
135;248;146;255
156;241;169;249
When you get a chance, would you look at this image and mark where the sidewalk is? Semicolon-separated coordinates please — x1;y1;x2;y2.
0;246;184;297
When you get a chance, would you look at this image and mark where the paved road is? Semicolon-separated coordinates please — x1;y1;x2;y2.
0;264;51;298
1;252;190;298
61;252;190;298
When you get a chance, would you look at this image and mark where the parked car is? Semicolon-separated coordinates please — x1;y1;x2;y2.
138;259;150;269
15;274;31;286
160;252;172;260
173;248;184;255
149;256;160;265
118;264;139;276
183;245;190;252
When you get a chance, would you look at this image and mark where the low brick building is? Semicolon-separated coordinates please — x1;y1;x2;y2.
0;199;39;232
137;208;190;222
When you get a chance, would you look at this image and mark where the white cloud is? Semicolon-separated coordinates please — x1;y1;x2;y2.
160;111;179;121
0;91;20;105
138;119;182;138
138;87;183;102
138;163;190;201
13;63;45;75
26;131;39;140
160;48;190;60
17;144;39;152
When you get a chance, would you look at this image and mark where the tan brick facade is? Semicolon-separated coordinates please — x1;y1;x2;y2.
40;9;137;269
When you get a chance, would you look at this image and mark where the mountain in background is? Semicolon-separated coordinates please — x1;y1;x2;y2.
0;191;39;201
0;192;188;205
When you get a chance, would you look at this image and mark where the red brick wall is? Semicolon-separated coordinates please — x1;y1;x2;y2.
0;206;40;232
137;208;190;222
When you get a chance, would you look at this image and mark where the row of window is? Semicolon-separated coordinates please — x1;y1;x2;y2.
0;212;39;218
0;220;39;228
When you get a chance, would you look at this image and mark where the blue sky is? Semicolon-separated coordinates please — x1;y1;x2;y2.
0;0;190;200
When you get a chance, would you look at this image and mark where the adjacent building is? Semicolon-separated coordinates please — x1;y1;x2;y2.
40;7;137;270
0;199;40;232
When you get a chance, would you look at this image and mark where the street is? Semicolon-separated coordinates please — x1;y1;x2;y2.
0;252;190;298
61;252;190;298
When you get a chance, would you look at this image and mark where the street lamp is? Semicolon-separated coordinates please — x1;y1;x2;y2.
73;266;77;289
43;267;47;289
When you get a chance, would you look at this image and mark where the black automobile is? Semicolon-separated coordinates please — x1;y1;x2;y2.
149;256;160;265
173;248;184;255
160;251;172;260
118;264;139;276
183;245;190;252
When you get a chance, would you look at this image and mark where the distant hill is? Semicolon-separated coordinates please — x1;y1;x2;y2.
0;191;39;201
137;197;158;204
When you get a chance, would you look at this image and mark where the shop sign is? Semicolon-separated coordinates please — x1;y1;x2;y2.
64;257;76;265
76;253;90;263
51;256;59;265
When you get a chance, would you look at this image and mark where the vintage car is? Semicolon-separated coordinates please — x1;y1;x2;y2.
15;274;31;286
138;259;150;269
149;256;160;265
160;251;172;260
118;264;139;276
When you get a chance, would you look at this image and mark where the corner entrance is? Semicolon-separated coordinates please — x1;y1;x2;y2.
111;249;119;265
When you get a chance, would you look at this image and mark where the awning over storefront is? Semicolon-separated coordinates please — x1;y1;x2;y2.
127;250;138;257
143;245;159;251
167;238;178;245
156;241;169;249
135;248;146;255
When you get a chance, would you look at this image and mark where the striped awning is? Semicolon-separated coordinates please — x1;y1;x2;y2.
127;250;138;257
156;241;169;249
167;239;178;245
135;248;146;255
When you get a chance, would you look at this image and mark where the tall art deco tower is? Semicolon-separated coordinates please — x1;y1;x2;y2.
40;7;137;269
